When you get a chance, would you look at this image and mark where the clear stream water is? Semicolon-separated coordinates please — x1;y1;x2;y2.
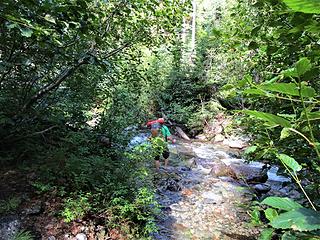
130;135;292;240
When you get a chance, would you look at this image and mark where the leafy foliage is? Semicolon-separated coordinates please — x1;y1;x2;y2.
0;196;21;214
11;230;34;240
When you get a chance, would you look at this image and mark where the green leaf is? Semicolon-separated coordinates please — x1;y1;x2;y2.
259;83;315;97
44;14;56;24
261;197;303;211
270;208;320;231
243;88;268;96
280;128;291;140
282;68;298;78
243;110;291;128
283;0;320;14
221;84;235;90
277;154;302;172
281;232;297;240
245;146;257;154
295;58;312;76
265;208;279;222
265;75;281;84
258;228;274;240
300;111;320;122
6;22;18;29
20;28;33;37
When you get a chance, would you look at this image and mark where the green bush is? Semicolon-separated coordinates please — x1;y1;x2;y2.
61;193;92;223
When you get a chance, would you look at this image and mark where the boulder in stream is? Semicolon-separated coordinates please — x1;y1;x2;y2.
230;163;268;183
253;183;271;194
210;162;237;179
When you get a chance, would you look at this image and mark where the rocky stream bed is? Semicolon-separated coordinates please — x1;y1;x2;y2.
149;139;299;240
0;135;301;240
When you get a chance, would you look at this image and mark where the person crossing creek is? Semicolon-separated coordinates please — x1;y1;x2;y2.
147;118;175;170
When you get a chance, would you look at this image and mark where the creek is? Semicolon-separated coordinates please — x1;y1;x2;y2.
129;136;297;240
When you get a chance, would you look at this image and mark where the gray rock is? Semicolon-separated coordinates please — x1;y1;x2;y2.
230;163;268;183
195;134;207;141
48;236;56;240
22;201;43;215
253;183;271;194
210;162;237;179
214;134;225;143
75;233;87;240
0;215;21;240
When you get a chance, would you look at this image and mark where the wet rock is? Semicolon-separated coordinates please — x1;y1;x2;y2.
195;134;207;141
187;157;197;168
178;166;191;172
214;134;225;143
230;163;268;183
267;166;291;183
0;215;21;240
288;189;301;199
223;139;246;149
253;183;271;194
210;162;237;179
196;158;216;169
166;179;182;192
75;233;87;240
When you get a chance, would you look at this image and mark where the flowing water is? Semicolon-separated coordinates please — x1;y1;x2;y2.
150;140;292;240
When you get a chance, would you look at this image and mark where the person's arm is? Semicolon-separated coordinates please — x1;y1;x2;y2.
163;125;176;143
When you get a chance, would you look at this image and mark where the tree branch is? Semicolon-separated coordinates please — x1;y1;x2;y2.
21;55;89;111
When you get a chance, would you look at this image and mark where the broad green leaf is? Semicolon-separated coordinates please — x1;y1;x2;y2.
259;83;315;97
243;88;267;96
20;28;33;37
282;68;298;78
277;154;302;172
280;128;291;140
261;197;303;211
243;110;291;128
295;58;311;76
250;208;262;225
265;75;281;84
283;0;320;14
270;208;320;231
281;232;297;240
265;208;278;222
245;146;257;154
258;228;274;240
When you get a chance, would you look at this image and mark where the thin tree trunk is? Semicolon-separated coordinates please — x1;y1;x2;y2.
190;0;197;61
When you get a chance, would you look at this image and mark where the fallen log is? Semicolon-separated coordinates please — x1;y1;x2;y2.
175;126;190;141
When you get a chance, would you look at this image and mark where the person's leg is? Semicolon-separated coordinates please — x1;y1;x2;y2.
155;155;160;170
155;160;160;170
163;150;170;168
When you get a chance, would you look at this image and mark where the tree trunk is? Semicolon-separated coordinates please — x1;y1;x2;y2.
190;0;197;59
